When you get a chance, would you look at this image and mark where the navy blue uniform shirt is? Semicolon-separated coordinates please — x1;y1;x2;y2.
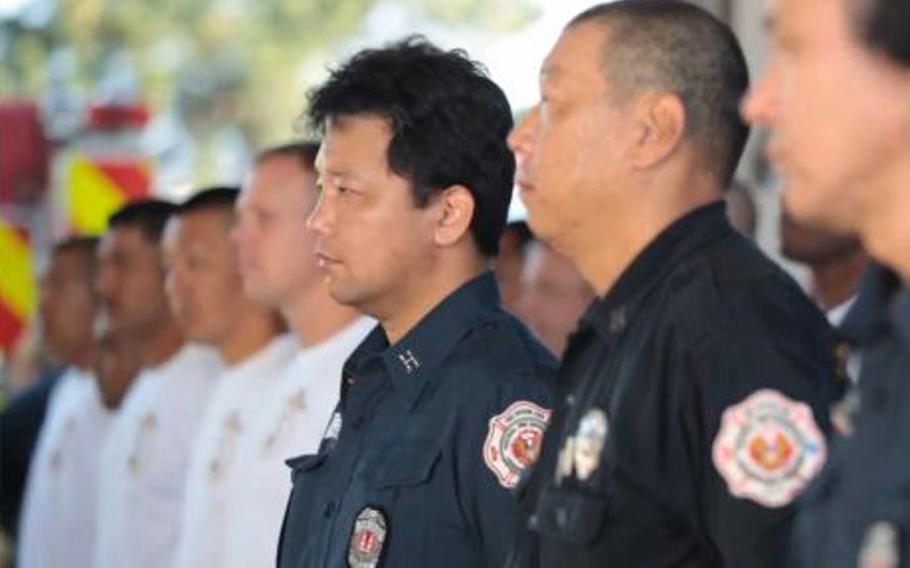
792;265;910;567
507;203;842;568
277;272;557;568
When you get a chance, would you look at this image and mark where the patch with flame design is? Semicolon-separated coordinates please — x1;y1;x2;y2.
712;389;826;507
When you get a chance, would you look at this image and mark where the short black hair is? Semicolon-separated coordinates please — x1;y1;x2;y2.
53;236;100;276
108;199;176;243
54;235;100;257
853;0;910;65
175;186;240;216
570;0;750;185
256;141;320;171
306;36;515;257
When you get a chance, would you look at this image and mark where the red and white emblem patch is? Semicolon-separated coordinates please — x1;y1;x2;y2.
348;507;387;568
484;400;552;489
712;389;826;508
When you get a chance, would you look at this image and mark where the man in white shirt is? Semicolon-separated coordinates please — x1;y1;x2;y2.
227;143;372;568
17;237;110;568
164;187;297;568
94;200;220;568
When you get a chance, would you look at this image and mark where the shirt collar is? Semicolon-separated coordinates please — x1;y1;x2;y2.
839;262;901;344
343;271;501;409
582;201;733;339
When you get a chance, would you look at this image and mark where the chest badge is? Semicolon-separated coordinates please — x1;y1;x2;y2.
348;506;388;568
712;389;826;508
209;411;242;482
484;400;552;489
574;408;608;481
263;389;307;454
859;521;900;568
128;412;158;475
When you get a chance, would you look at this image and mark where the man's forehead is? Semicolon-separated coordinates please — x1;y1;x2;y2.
768;0;814;33
101;226;154;253
541;24;606;84
247;162;313;197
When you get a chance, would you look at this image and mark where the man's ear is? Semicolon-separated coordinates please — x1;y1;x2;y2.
629;91;687;170
433;185;475;248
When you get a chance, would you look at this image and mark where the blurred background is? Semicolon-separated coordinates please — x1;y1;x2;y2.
0;0;777;400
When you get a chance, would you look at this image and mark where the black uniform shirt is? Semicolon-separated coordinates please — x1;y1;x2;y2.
277;272;557;568
508;202;841;568
792;266;910;568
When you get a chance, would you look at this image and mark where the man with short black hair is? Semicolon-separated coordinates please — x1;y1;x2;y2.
742;0;910;565
228;142;374;568
16;237;110;568
506;2;840;566
165;187;296;568
276;38;556;568
94;199;220;568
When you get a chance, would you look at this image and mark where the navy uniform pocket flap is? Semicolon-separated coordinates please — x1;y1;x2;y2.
536;487;608;545
286;453;327;484
368;443;441;489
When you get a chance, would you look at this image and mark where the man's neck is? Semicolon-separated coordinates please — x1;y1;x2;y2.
811;251;868;311
282;285;361;349
68;344;98;371
140;321;185;368
570;189;719;295
864;162;910;280
377;257;487;345
217;309;283;366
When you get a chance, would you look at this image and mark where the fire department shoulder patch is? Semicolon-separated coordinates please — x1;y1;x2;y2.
712;389;826;508
484;400;551;489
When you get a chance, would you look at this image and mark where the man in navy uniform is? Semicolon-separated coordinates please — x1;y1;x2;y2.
276;38;556;568
743;0;910;564
506;2;841;566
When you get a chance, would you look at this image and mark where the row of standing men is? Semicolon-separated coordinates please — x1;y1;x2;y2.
7;0;910;566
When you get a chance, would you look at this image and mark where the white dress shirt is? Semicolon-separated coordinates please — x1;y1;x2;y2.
173;335;298;568
94;344;220;568
18;367;111;568
223;317;374;568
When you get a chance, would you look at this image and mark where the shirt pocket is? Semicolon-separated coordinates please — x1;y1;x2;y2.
286;452;327;485
535;486;610;545
365;442;441;489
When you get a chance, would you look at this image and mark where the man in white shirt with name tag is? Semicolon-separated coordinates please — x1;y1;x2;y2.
18;237;109;568
228;142;373;568
166;187;298;568
94;200;221;568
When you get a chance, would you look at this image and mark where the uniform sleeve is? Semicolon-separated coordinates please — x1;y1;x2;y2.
681;329;837;568
455;363;555;567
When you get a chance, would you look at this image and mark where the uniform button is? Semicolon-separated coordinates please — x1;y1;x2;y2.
566;394;576;408
322;501;336;518
528;514;539;530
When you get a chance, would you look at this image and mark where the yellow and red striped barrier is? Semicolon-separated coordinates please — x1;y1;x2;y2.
64;155;152;235
0;217;36;354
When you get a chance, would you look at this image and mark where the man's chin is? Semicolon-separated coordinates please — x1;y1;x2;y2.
782;180;858;235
